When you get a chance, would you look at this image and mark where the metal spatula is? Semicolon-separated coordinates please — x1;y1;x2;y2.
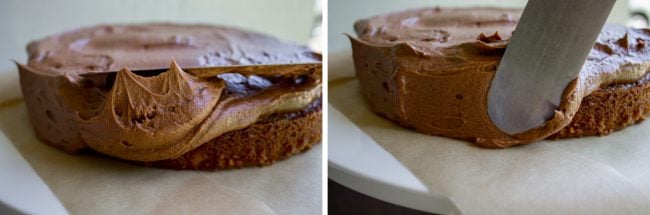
487;0;616;135
80;63;321;79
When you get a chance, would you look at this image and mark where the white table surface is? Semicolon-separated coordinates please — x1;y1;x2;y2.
326;39;459;212
328;105;458;214
0;71;68;215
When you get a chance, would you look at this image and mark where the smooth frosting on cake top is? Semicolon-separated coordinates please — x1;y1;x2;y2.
354;7;519;49
26;23;320;74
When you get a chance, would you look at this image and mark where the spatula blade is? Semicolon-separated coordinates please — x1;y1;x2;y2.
487;0;616;135
80;63;321;79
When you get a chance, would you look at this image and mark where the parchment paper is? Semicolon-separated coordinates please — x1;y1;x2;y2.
329;52;650;215
0;72;321;215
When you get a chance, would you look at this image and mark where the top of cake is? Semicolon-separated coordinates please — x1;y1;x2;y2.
354;7;519;49
26;23;321;75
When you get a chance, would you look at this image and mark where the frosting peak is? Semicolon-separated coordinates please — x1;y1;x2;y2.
81;60;224;159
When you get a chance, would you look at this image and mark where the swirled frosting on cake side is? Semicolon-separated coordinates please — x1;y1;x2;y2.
350;7;650;147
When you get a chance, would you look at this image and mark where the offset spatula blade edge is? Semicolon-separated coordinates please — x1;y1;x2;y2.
79;63;321;79
487;0;616;135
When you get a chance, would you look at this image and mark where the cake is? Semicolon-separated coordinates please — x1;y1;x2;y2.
350;7;650;147
17;23;322;170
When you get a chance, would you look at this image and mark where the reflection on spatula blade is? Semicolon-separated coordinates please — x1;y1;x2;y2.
487;0;616;135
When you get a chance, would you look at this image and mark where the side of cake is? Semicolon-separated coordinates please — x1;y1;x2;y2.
350;7;650;147
18;23;322;170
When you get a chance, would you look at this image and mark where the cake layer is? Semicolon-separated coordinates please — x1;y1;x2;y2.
351;7;650;147
141;98;322;170
551;72;650;139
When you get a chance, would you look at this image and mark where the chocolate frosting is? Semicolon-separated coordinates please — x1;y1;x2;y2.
18;23;321;161
350;7;650;147
27;23;320;73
